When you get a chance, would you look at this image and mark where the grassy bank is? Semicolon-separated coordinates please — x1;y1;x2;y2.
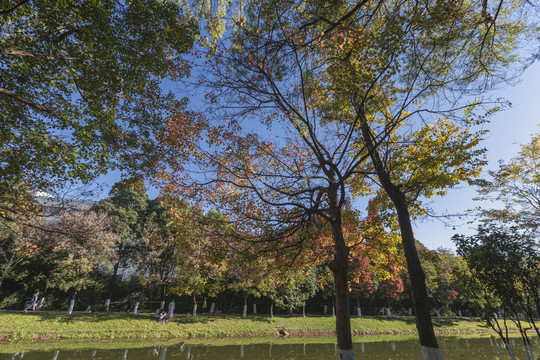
0;311;493;342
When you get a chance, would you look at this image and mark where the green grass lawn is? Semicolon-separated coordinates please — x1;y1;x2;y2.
0;311;492;342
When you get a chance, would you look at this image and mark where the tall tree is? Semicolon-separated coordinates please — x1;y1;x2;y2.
158;1;536;359
94;178;148;309
46;210;117;314
0;0;196;197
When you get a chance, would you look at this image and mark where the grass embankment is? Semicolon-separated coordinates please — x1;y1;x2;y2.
0;311;492;343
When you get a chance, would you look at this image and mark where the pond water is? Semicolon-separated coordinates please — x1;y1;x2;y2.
1;336;538;360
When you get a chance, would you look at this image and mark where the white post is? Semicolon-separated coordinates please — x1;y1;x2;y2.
210;302;215;314
133;302;140;315
104;299;110;312
67;299;75;315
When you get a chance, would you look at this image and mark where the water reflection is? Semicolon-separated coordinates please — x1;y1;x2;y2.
2;337;539;360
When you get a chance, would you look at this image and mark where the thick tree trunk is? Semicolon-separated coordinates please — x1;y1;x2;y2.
394;198;441;359
329;211;355;360
360;119;441;360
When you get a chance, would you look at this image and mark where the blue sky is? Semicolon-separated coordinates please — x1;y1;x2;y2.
97;60;540;252
413;61;540;250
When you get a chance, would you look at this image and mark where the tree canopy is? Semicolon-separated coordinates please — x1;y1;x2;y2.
0;0;196;193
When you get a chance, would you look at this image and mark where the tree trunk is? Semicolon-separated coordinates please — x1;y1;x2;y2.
133;302;140;315
253;303;257;314
302;305;306;317
210;302;215;313
360;119;441;360
356;298;362;317
329;211;355;360
270;300;274;318
106;243;124;310
162;282;167;303
392;198;441;359
67;290;77;315
242;292;248;318
192;293;197;317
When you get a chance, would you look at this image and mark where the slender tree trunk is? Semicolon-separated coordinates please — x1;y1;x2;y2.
192;293;197;317
67;289;77;314
356;298;361;317
106;243;124;311
329;207;355;360
162;282;167;303
242;292;248;318
360;118;441;360
270;300;274;318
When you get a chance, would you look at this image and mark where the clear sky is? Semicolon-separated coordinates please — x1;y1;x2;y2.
413;61;540;251
96;61;540;252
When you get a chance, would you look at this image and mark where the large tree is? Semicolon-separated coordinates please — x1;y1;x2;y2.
158;0;536;359
0;0;196;196
46;210;118;314
94;178;148;309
